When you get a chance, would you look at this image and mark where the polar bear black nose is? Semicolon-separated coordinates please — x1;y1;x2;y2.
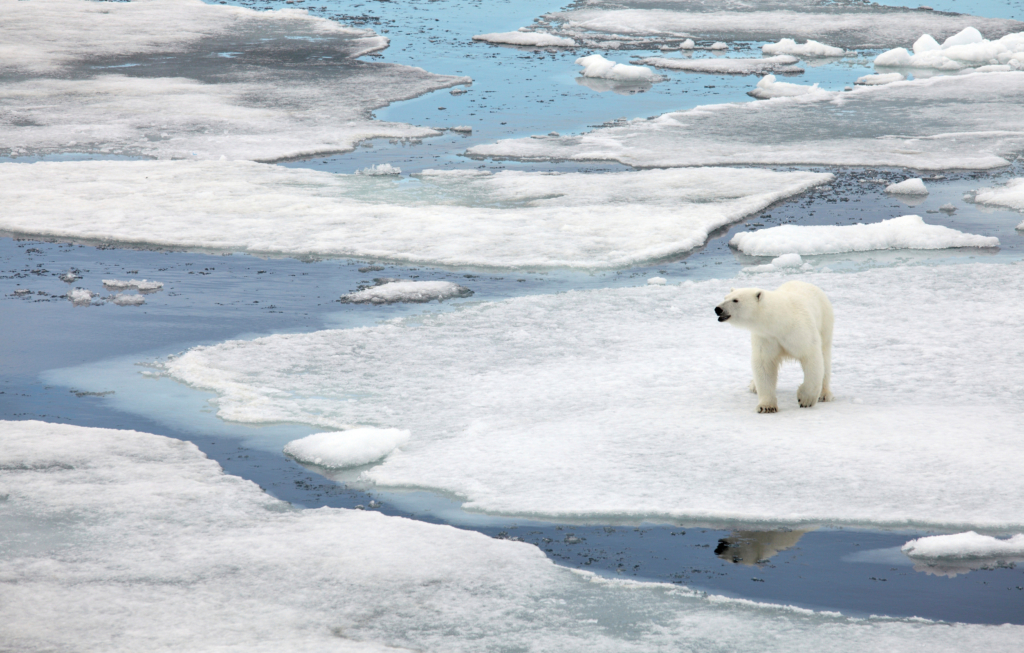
715;306;723;316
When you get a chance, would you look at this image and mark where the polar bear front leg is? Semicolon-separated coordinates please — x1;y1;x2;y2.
797;349;825;408
751;335;780;413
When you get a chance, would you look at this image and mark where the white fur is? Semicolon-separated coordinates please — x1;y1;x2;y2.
715;281;834;413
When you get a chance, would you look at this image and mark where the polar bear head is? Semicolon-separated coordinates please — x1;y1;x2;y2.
714;287;762;326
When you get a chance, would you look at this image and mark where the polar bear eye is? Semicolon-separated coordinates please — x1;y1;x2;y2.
732;299;738;303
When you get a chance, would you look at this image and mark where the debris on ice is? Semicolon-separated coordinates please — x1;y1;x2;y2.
283;428;411;468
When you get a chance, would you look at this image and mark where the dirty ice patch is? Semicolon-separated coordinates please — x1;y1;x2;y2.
730;215;997;256
6;421;1022;652
576;55;660;82
637;55;802;75
741;253;810;273
472;31;576;47
762;38;844;58
339;280;474;304
0;160;831;269
283;428;410;468
0;0;468;161
875;27;1024;71
885;178;928;195
747;75;827;99
162;263;1024;530
103;279;164;292
468;72;1024;170
974;178;1024;221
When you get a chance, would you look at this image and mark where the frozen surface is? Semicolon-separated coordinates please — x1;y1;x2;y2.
283;428;411;468
103;278;164;291
638;55;803;75
339;280;474;304
469;72;1024;170
576;55;661;82
762;38;845;57
903;532;1024;560
886;178;929;195
0;0;469;161
163;263;1024;529
975;178;1024;219
472;31;576;47
730;215;997;255
855;72;905;85
748;75;826;99
875;27;1024;70
3;420;1022;651
0;160;831;269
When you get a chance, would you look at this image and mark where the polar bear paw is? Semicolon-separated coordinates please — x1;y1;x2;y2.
757;404;777;414
819;390;834;402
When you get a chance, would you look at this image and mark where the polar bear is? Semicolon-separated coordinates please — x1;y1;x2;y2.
714;281;833;413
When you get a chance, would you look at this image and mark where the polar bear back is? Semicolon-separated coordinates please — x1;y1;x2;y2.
762;281;833;355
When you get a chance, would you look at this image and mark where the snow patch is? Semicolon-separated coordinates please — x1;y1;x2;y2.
283;428;410;468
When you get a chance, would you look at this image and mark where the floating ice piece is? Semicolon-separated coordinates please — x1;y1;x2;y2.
450;125;473;133
680;38;695;50
67;288;95;305
5;420;1022;650
0;161;831;269
709;42;728;50
885;178;928;195
103;279;164;291
1;0;469;161
974;178;1024;218
575;54;660;82
356;163;402;176
730;215;996;256
468;72;1024;170
637;55;802;75
339;280;474;304
741;253;809;273
855;72;905;85
646;276;666;285
163;263;1024;529
747;74;825;99
943;26;985;48
13;288;31;296
472;31;576;47
903;531;1024;560
59;271;77;283
875;28;1024;71
762;38;844;57
450;87;469;95
109;293;146;306
283;428;410;468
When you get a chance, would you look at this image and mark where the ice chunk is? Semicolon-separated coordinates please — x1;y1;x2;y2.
730;215;996;256
974;178;1024;214
1;0;469;161
58;271;77;283
646;276;667;285
356;163;402;176
4;420;1022;650
762;38;844;57
914;33;942;54
709;42;728;50
468;73;1024;170
747;74;825;99
13;288;31;296
942;26;985;48
283;428;410;468
103;279;164;291
903;531;1024;560
741;252;808;273
855;72;906;85
339;280;473;304
67;288;95;305
109;293;146;307
472;31;576;47
638;55;803;75
450;126;473;133
885;178;928;195
680;38;696;50
163;263;1024;529
575;54;660;82
0;161;831;269
875;28;1024;71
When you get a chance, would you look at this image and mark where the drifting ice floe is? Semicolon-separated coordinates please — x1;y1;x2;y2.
885;178;928;195
875;27;1024;71
283;428;410;468
575;55;660;82
103;279;164;291
67;288;95;305
339;280;474;304
0;0;469;161
0;160;831;269
762;38;844;57
855;72;905;85
356;163;402;176
163;263;1024;529
903;531;1024;560
637;55;803;75
109;293;146;307
468;72;1024;170
3;421;1021;651
472;31;576;47
747;75;825;99
730;215;996;256
974;178;1024;225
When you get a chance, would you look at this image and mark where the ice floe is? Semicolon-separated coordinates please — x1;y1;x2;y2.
575;54;660;82
472;31;576;47
748;75;826;99
762;38;845;57
637;55;803;75
356;163;402;176
875;27;1024;71
339;280;474;304
103;279;164;292
974;178;1024;222
67;288;95;305
4;420;1021;651
108;293;146;307
741;253;811;273
0;160;831;269
903;531;1024;560
163;263;1024;529
855;72;905;85
885;178;929;195
730;215;997;256
1;0;469;161
468;72;1024;170
283;428;411;468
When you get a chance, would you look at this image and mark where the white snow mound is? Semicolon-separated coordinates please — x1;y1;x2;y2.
730;215;997;256
340;280;473;304
576;54;660;82
763;38;844;57
472;31;576;47
885;178;928;195
974;178;1024;214
283;428;410;468
748;75;826;99
903;532;1024;560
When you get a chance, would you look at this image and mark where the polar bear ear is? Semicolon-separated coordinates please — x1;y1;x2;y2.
730;287;735;292
756;291;762;301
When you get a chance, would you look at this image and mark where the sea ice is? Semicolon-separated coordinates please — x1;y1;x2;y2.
162;263;1024;529
356;163;402;176
903;531;1024;560
575;54;660;82
1;0;469;161
468;72;1024;170
109;293;146;307
875;27;1024;71
472;31;576;47
339;280;474;304
0;160;831;269
730;215;996;256
283;428;411;468
3;420;1021;651
855;72;906;85
647;276;667;285
679;38;696;50
747;75;826;99
762;38;844;57
741;253;809;273
885;178;929;195
974;178;1024;217
103;278;164;291
637;55;803;75
67;288;95;305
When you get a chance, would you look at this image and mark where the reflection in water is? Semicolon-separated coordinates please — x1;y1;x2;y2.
912;557;1023;578
714;529;814;565
575;76;654;95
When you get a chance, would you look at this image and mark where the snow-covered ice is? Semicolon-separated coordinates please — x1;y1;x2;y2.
67;288;95;305
637;55;803;75
109;293;146;307
0;160;831;269
885;178;929;195
855;72;905;85
742;253;810;273
0;0;469;161
575;55;660;82
762;38;845;57
468;72;1024;170
103;279;164;291
679;38;695;50
903;532;1024;560
4;420;1021;651
356;163;402;176
646;276;667;285
730;215;997;256
748;75;826;99
875;27;1024;71
472;31;576;47
339;280;474;304
163;263;1024;529
283;428;411;468
974;178;1024;221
